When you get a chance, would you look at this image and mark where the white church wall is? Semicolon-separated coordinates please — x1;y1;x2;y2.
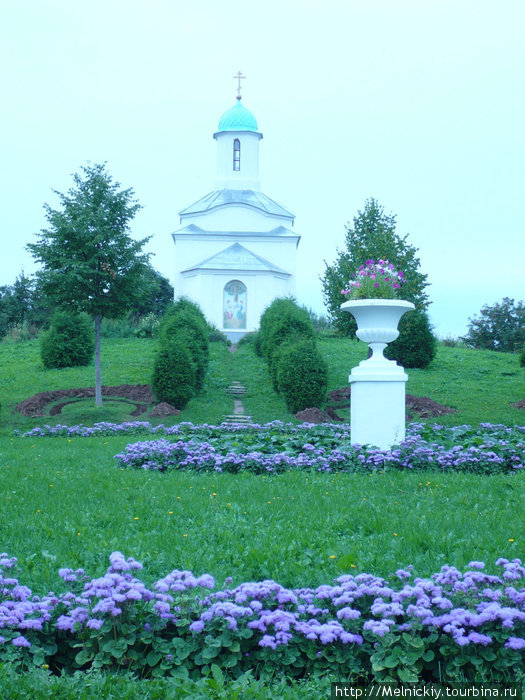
173;237;234;281
178;270;294;333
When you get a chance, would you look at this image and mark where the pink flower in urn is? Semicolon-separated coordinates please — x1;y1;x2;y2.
341;258;407;300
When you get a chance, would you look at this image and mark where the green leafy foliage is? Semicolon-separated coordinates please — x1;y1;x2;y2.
276;339;328;412
519;345;525;368
463;297;525;353
255;298;329;413
151;334;195;408
258;298;314;387
27;163;150;405
207;326;230;345
384;309;436;369
133;313;161;338
160;300;209;392
0;272;52;339
40;311;94;369
255;297;298;361
128;265;174;321
27;164;149;321
322;198;430;335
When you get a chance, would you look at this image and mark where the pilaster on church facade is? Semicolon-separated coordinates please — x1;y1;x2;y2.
171;81;300;342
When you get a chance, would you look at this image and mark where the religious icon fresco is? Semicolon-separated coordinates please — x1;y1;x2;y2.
223;280;247;329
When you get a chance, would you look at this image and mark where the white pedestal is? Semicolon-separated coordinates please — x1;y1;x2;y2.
340;299;414;450
349;359;407;450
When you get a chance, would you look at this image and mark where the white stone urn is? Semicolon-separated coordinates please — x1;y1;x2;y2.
340;299;415;449
340;299;415;365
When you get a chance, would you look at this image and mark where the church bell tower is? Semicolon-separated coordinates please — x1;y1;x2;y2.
213;72;263;191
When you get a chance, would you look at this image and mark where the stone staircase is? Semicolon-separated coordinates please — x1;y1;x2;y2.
222;381;251;425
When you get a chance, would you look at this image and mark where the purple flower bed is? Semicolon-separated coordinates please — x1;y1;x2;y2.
106;422;525;475
18;419;525;474
20;419;311;439
1;553;524;681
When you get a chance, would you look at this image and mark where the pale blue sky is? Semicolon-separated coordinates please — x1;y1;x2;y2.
1;0;523;337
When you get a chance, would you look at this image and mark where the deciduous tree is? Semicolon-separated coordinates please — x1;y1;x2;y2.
27;163;150;405
463;297;525;352
321;198;430;335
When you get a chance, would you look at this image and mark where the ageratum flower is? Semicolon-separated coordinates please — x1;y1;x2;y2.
12;635;31;647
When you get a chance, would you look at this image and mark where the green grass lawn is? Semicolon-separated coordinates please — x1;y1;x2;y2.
0;335;524;695
319;336;524;426
1;335;523;430
2;435;523;591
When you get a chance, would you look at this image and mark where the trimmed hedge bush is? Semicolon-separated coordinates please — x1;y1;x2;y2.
258;298;303;360
151;334;195;409
385;309;436;369
256;297;328;411
159;299;209;392
276;339;328;413
259;299;315;388
40;311;94;369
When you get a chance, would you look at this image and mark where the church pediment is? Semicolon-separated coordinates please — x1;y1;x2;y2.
179;189;294;221
182;242;290;275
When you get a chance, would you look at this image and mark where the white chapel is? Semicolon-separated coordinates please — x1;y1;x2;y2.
172;76;300;342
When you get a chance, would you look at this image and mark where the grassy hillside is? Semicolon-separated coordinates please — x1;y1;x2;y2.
0;335;523;431
319;336;524;426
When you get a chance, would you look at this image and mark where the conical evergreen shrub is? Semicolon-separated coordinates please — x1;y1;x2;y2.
40;311;94;369
385;309;436;369
151;334;195;409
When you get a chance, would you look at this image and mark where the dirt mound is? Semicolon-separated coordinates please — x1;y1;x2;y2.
405;394;456;418
510;399;525;410
16;384;154;417
150;402;180;417
295;407;333;423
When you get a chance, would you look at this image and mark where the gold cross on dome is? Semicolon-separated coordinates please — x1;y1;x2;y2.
233;71;246;100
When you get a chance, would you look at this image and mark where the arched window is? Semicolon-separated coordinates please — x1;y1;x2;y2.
233;139;241;171
223;280;247;329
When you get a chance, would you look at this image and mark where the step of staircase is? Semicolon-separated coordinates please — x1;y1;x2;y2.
224;381;250;425
221;414;252;425
225;381;248;396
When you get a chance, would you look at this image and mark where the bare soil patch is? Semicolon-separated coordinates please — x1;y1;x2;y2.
16;385;155;417
17;383;458;424
510;399;525;410
295;387;457;424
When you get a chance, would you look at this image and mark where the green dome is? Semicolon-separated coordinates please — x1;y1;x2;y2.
217;100;259;132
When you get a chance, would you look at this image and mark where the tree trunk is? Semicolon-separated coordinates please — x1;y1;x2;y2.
94;315;103;407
